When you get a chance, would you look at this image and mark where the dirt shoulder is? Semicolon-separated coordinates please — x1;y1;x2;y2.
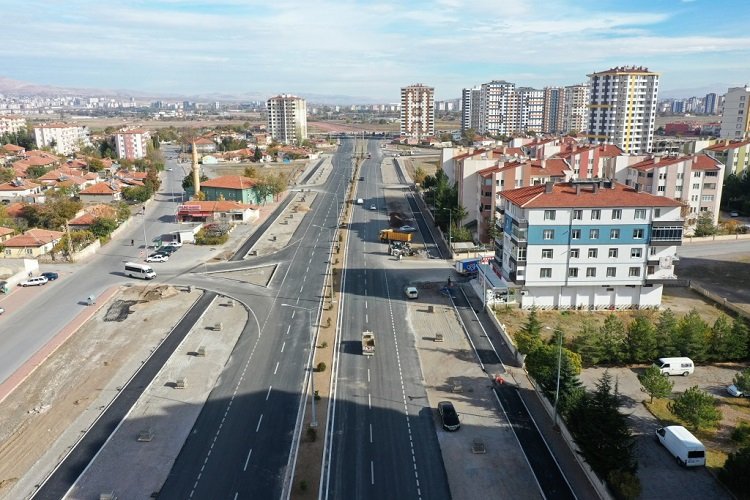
0;285;200;499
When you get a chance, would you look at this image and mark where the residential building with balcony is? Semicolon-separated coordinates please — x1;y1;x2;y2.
400;84;435;139
562;84;590;134
115;129;151;160
461;86;482;132
266;94;308;145
0;115;26;135
624;154;724;229
719;86;750;139
703;139;750;178
33;123;91;155
542;87;565;134
587;66;659;154
496;179;683;310
479;80;517;136
517;87;544;134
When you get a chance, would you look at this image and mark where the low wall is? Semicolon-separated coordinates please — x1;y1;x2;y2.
689;281;750;321
683;233;750;244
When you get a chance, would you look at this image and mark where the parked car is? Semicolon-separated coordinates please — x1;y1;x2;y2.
438;401;460;431
370;204;377;211
157;245;179;255
727;384;746;397
41;272;59;281
397;225;417;233
20;276;48;287
162;240;182;248
404;286;419;299
0;306;4;315
730;211;739;217
146;253;169;263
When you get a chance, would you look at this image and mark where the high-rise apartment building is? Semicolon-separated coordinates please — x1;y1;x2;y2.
587;66;659;154
703;93;718;114
479;80;517;136
562;84;590;134
115;129;151;160
719;86;750;139
517;87;544;134
400;84;435;139
266;94;308;145
33;123;91;155
461;87;482;132
542;87;565;134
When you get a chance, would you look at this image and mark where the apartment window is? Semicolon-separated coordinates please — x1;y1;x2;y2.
542;249;553;259
606;267;617;277
573;209;583;220
568;268;579;278
571;229;581;240
633;229;644;239
609;248;618;258
701;195;715;202
654;208;661;217
570;248;580;258
629;267;641;277
590;229;599;239
610;229;620;239
540;268;552;278
588;248;598;258
586;267;597;277
591;209;601;220
543;229;554;240
631;248;642;258
544;210;556;220
692;183;700;190
657;186;665;192
634;209;646;220
611;209;622;220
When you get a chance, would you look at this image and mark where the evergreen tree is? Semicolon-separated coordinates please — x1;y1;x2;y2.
676;309;709;361
626;315;657;363
525;342;583;416
515;307;543;355
638;366;674;403
572;318;604;366
669;386;722;431
707;315;733;360
719;446;750;499
599;314;627;364
727;317;750;360
253;147;262;161
734;368;750;392
655;309;679;356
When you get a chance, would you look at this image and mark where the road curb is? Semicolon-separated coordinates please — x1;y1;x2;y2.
0;285;121;405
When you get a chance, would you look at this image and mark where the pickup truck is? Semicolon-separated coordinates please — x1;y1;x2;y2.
362;331;375;356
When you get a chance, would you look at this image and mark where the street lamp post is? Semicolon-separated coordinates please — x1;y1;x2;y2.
281;303;318;428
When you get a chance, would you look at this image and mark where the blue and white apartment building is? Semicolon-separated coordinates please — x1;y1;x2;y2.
496;179;684;309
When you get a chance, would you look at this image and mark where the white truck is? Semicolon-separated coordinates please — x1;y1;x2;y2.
656;425;706;467
362;331;375;356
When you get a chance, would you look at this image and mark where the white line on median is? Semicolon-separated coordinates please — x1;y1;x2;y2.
281;341;286;353
256;414;263;432
368;393;371;410
274;361;280;374
367;368;370;383
371;460;375;485
266;386;272;400
243;449;253;471
286;325;291;335
370;424;373;443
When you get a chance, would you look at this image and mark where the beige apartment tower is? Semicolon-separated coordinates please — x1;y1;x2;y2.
719;86;750;139
400;84;435;139
266;94;308;145
587;66;659;154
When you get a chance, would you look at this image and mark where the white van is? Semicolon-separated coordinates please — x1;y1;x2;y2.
124;262;156;280
656;425;706;467
654;357;694;376
356;198;364;205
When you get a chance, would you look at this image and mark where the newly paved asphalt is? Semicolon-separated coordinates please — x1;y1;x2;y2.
321;141;451;500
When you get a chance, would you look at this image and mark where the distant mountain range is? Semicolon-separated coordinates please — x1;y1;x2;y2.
0;76;383;105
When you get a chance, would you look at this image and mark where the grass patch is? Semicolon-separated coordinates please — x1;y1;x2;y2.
644;399;682;426
706;449;728;469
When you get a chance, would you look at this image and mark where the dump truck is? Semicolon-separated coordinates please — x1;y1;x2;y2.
380;229;413;242
362;331;375;356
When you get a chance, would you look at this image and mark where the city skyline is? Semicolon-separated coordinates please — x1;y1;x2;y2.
2;0;750;102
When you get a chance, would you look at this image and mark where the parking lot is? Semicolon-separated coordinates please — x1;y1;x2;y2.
579;364;745;499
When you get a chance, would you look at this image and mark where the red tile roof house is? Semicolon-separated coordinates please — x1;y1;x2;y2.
78;181;123;203
176;200;259;223
0;179;43;203
2;228;64;258
0;226;14;243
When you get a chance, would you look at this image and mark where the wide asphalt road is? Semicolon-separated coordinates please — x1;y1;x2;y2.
158;143;354;499
322;140;451;500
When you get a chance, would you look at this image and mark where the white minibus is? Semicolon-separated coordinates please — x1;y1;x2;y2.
124;262;156;280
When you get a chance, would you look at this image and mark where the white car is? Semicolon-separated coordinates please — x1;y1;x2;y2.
0;306;4;314
730;211;739;217
20;276;48;287
727;384;746;397
146;253;169;263
370;204;377;211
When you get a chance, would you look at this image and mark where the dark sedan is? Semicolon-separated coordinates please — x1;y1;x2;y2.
41;272;59;281
438;401;460;431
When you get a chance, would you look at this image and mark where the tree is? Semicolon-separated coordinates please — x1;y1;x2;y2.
26;165;50;179
727;317;750;360
676;309;709;361
567;371;638;497
525;342;583;416
626;315;657;363
638;366;674;403
244;165;258;178
413;166;426;185
720;445;750;498
669;386;722;431
89;217;118;238
253;147;262;162
88;157;105;172
599;314;627;364
655;309;679;356
693;211;717;237
515;307;542;354
122;186;152;202
253;178;274;204
573;318;605;366
182;172;208;190
734;368;750;392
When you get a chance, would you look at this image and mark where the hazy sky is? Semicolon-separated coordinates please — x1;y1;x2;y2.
2;0;749;101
